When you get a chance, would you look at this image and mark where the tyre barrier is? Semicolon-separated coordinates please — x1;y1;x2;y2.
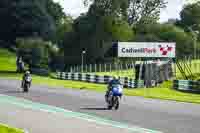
173;80;200;93
56;72;144;88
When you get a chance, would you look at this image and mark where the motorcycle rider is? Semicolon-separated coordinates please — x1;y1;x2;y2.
21;71;32;88
105;76;121;102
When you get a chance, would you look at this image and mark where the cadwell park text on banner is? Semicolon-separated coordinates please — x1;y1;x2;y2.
118;42;176;58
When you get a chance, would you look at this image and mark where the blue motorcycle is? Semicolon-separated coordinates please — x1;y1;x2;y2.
107;84;123;110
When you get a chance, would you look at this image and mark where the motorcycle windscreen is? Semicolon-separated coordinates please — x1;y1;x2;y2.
112;86;123;96
25;76;31;82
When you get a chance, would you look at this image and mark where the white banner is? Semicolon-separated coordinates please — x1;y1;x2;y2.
118;42;176;58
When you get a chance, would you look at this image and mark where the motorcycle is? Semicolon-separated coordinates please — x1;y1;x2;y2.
22;76;31;92
106;84;123;110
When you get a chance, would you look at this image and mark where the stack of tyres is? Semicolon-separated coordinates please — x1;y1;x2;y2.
191;81;200;92
173;80;200;93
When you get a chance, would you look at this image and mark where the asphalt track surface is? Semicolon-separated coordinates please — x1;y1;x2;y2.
0;78;200;133
0;100;137;133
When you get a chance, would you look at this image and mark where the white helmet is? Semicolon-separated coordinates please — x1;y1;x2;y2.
25;71;30;75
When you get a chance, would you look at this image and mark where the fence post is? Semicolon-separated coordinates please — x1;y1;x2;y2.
76;65;79;72
110;63;112;72
119;63;121;75
118;63;120;75
172;62;176;79
195;62;197;74
199;61;200;74
90;64;92;73
139;61;144;81
95;64;97;73
78;65;80;73
70;66;72;73
99;64;101;72
74;66;76;72
85;64;87;73
132;62;134;78
125;63;127;77
125;63;127;70
198;61;200;74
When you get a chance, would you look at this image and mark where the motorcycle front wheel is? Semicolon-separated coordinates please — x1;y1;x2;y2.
114;97;119;110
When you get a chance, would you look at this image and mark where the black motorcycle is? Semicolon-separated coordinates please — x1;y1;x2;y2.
22;76;31;92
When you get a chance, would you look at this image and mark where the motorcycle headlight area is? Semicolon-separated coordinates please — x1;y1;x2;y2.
112;86;123;93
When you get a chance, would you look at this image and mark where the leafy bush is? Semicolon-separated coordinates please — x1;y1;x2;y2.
16;37;50;68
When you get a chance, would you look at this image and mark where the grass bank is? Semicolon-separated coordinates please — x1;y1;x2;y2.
0;123;24;133
0;48;16;72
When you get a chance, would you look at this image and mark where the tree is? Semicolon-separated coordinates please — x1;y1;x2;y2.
103;16;134;41
0;0;68;47
180;1;200;32
84;0;167;25
134;23;195;57
46;0;73;44
16;37;50;68
46;0;66;26
54;15;73;45
178;1;200;56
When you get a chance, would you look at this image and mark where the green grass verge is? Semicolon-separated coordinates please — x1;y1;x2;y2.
0;48;16;72
1;48;200;104
0;123;24;133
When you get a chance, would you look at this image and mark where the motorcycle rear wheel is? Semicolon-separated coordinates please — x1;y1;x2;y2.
114;97;119;110
23;84;29;93
107;105;112;110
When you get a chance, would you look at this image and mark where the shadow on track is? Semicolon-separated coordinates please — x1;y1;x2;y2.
80;107;108;111
3;90;23;94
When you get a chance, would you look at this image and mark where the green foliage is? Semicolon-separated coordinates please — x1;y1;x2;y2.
84;0;166;25
46;0;66;26
0;124;24;133
1;0;56;41
55;16;73;44
180;1;200;29
178;1;200;44
16;37;51;68
0;48;16;71
134;23;195;57
127;0;167;25
103;17;134;41
46;0;73;43
0;0;70;46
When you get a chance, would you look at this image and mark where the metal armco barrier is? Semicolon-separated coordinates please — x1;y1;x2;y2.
173;80;200;93
57;72;144;88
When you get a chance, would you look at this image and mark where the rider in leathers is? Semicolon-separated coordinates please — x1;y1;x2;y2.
21;71;31;88
105;76;121;102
